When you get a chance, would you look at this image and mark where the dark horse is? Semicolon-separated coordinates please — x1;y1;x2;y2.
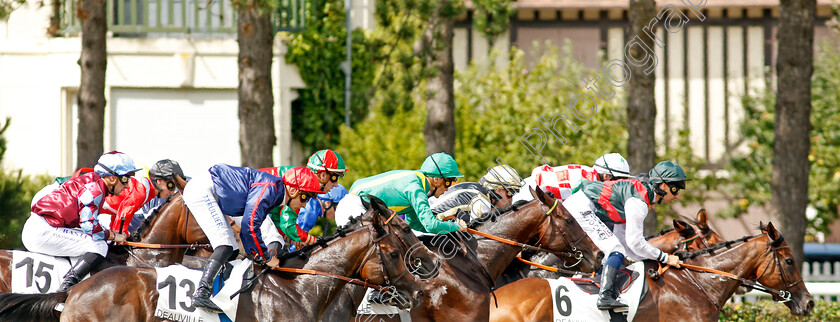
342;187;604;321
0;196;439;321
518;208;724;281
0;194;208;293
488;222;814;321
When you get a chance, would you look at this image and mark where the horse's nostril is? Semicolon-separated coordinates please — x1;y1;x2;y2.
807;300;815;311
415;290;424;299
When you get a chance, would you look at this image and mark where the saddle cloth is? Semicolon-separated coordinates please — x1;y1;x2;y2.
154;259;252;322
549;262;648;322
11;250;79;294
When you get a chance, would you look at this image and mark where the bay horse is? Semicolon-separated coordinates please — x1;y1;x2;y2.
0;195;438;321
488;221;814;321
0;194;209;293
519;208;724;281
343;187;604;321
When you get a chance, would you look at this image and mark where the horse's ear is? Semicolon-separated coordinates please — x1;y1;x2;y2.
361;196;372;211
766;222;781;240
759;221;766;232
533;186;553;205
696;209;708;227
673;219;695;238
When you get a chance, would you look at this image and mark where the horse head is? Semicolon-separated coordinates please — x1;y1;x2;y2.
126;194;210;266
531;186;603;272
352;195;437;309
756;222;814;316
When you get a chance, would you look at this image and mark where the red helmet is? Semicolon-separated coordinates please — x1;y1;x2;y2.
282;166;326;194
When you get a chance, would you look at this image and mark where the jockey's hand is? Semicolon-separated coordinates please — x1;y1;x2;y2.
455;219;468;232
113;232;127;244
265;257;280;269
666;254;683;268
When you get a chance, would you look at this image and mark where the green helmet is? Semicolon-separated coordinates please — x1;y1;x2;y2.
307;149;348;173
420;152;464;178
649;161;690;188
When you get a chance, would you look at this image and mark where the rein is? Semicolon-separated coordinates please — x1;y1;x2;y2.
463;200;583;261
122;241;212;250
270;267;389;291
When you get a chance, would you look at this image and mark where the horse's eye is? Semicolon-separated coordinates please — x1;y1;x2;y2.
785;258;794;266
390;251;400;259
565;217;574;224
402;226;412;233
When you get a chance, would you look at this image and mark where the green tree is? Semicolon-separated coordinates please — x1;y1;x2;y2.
338;44;628;185
285;0;377;151
723;42;840;241
0;118;51;249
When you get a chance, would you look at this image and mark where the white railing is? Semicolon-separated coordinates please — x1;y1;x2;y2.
802;261;840;282
730;282;840;303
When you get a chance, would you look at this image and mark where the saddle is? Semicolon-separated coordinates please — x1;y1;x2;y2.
569;267;639;295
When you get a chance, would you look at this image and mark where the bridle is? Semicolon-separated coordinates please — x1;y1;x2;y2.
534;199;586;268
754;236;802;304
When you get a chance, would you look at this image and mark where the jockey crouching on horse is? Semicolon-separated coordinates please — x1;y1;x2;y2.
511;152;633;203
430;165;523;225
128;159;189;232
257;149;349;245
22;151;139;292
182;164;324;313
335;152;468;234
564;160;687;311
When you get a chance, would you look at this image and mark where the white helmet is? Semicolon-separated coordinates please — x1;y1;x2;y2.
593;153;632;178
480;165;523;190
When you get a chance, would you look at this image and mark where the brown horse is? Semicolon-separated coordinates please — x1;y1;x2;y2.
344;187;603;321
518;208;724;281
488;222;814;321
0;195;438;321
0;194;208;293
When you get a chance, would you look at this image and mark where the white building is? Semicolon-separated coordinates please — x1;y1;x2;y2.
0;0;319;177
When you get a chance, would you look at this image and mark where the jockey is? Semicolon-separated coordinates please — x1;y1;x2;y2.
511;152;632;203
182;164;323;313
22;151;139;292
100;174;155;237
129;159;188;232
430;165;523;224
564;160;687;310
335;152;468;234
316;183;347;234
257;149;349;237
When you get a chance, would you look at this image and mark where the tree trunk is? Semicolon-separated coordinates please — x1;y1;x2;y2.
237;6;276;168
626;0;657;233
422;0;456;157
773;0;815;265
75;0;107;169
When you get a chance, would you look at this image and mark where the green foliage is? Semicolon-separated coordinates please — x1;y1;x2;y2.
338;44;628;186
0;118;52;249
720;300;840;321
0;0;25;20
721;42;840;236
472;0;514;43
285;0;377;151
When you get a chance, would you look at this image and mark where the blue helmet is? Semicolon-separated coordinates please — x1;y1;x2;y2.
94;151;141;177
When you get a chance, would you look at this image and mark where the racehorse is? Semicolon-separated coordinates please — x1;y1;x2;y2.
344;187;604;321
488;221;814;321
0;194;209;293
0;195;438;321
518;208;724;281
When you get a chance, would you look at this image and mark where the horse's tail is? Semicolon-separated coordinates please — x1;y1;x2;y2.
0;291;67;322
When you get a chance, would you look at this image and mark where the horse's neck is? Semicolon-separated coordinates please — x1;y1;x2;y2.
476;205;544;279
131;197;188;267
680;238;770;307
291;230;374;317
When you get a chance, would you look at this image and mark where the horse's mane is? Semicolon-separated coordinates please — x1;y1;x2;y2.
678;233;764;260
127;194;177;242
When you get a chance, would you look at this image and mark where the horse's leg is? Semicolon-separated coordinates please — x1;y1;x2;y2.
61;267;158;322
0;250;12;292
488;278;552;322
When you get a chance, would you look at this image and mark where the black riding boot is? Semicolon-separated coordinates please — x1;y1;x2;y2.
57;252;103;292
192;246;233;313
597;265;628;310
